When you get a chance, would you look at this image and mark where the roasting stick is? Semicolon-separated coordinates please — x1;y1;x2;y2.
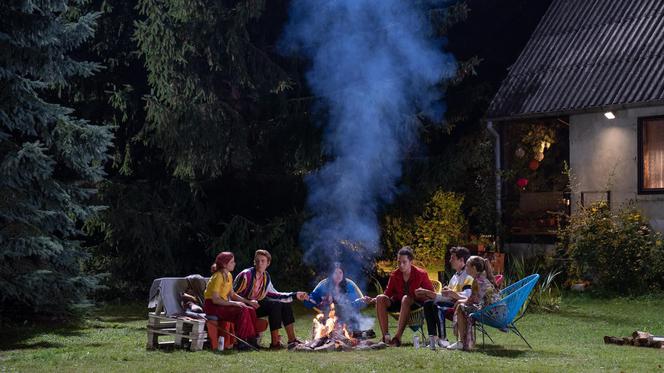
220;328;260;351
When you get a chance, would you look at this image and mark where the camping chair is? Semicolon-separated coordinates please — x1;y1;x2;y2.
436;274;505;340
387;280;443;340
470;273;540;349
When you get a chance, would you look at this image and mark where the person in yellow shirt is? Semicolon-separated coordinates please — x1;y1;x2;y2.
203;251;259;350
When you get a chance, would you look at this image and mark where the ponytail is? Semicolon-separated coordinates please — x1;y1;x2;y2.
483;258;498;288
468;256;498;288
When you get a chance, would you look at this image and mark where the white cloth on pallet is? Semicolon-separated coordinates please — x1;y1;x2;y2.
148;275;208;316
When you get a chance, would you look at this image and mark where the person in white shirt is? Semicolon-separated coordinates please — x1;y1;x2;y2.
415;246;473;350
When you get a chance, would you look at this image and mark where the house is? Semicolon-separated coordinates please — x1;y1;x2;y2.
486;0;664;255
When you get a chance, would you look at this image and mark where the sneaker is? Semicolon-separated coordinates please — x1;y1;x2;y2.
446;341;464;350
382;334;392;344
438;339;450;348
428;336;438;350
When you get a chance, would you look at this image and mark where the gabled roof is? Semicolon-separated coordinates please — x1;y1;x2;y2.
487;0;664;120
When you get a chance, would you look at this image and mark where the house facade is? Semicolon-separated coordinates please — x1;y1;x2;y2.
486;0;664;254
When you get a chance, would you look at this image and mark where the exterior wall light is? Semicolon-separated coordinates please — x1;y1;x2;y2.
604;111;616;119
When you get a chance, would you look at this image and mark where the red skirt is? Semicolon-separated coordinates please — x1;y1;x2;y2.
204;299;257;340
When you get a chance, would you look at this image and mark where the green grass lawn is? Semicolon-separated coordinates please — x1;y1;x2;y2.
1;295;663;372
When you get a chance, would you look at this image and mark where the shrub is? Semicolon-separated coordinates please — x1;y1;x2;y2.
559;201;664;293
382;189;466;264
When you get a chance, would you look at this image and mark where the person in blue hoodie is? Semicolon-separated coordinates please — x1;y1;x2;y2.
304;262;371;331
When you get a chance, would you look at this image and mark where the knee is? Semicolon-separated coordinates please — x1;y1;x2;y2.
376;294;389;307
401;295;413;304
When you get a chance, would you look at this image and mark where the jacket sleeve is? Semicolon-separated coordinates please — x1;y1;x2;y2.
233;270;248;296
304;279;326;309
384;272;396;300
347;279;366;309
421;271;434;291
265;279;294;303
460;276;474;298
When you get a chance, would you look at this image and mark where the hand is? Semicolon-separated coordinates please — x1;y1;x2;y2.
233;301;249;308
415;287;435;299
361;295;375;304
442;290;459;300
248;300;260;309
296;292;309;301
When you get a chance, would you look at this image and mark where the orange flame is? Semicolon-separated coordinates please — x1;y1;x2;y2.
313;303;338;339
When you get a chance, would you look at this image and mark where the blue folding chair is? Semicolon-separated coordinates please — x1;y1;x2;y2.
470;273;540;349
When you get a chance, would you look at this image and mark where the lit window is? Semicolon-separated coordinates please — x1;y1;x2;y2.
639;116;664;193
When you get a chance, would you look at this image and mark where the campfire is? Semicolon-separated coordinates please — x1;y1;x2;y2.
291;304;387;352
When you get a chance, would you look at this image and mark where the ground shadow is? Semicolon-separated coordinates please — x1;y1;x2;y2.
7;341;65;350
0;326;85;351
0;302;146;351
97;315;145;323
473;344;529;358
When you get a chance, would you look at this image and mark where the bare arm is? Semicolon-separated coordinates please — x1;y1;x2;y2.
211;291;243;307
230;290;258;309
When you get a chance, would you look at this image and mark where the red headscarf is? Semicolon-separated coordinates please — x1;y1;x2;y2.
211;251;234;273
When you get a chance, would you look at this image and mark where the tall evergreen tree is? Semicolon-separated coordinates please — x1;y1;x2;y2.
0;0;113;317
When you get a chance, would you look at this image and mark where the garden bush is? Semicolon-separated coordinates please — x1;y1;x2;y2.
382;189;466;263
558;201;664;294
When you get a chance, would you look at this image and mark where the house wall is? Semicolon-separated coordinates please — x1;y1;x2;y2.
569;105;664;232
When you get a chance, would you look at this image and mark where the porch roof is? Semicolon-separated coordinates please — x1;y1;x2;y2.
487;0;664;121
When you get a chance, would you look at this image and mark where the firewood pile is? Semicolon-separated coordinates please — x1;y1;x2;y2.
290;335;388;352
290;304;387;352
604;331;664;349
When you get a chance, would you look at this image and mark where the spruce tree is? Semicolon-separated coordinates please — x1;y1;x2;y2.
0;0;113;318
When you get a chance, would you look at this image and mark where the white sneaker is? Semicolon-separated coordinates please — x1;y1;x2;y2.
438;339;450;348
428;336;437;350
447;341;464;350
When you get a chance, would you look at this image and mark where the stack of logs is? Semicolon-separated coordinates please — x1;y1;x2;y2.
604;331;664;349
291;328;388;352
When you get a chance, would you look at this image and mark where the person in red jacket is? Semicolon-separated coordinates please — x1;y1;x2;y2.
369;246;434;346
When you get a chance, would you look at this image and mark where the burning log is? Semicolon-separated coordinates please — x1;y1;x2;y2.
314;340;337;352
293;344;315;353
291;302;386;352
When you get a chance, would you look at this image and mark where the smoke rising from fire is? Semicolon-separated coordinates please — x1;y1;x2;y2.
280;1;455;280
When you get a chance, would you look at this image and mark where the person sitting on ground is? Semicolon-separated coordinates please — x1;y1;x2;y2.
304;262;370;331
203;251;259;350
234;249;309;350
447;255;501;351
416;246;473;349
369;246;434;347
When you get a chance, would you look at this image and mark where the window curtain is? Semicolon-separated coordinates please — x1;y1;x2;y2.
643;118;664;189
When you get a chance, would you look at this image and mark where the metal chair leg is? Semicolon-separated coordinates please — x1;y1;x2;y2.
510;324;533;349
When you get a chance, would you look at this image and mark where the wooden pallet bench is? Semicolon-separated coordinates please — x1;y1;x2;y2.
147;312;207;351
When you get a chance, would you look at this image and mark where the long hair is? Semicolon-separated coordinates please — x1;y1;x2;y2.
210;251;234;274
329;262;348;294
467;256;498;288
